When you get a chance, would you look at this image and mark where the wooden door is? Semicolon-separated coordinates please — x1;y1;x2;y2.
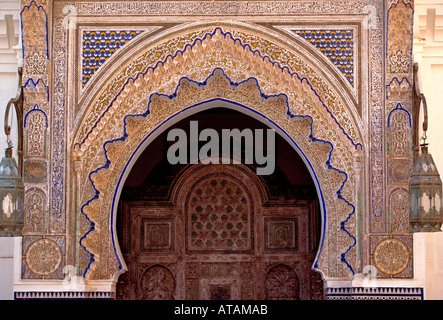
116;164;323;300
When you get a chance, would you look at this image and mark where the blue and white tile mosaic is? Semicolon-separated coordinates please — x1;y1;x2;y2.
82;30;144;87
293;30;354;87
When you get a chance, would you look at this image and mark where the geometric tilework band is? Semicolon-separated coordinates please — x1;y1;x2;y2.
293;29;354;87
82;30;144;87
326;287;423;300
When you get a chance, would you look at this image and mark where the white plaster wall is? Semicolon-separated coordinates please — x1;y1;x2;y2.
0;237;15;299
413;0;443;300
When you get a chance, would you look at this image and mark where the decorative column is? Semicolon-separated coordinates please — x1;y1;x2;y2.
369;0;415;280
20;0;66;281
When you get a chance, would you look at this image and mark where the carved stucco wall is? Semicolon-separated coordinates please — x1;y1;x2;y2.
17;0;416;295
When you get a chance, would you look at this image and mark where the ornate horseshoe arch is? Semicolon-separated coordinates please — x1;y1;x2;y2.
71;23;364;284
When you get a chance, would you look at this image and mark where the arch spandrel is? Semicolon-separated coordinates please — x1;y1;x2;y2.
74;24;363;153
73;24;362;282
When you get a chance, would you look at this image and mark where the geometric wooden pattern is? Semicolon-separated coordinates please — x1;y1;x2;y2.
186;174;253;253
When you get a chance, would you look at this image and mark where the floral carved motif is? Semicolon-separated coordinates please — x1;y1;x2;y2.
21;0;48;82
24;189;45;233
25;110;47;158
23;160;47;183
265;264;300;300
373;238;409;276
140;265;175;300
25;52;47;78
25;238;62;277
389;108;411;158
387;1;413;76
389;188;410;234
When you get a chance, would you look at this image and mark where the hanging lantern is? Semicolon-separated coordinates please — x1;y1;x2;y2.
1;72;24;237
0;145;24;236
410;63;443;232
409;143;443;232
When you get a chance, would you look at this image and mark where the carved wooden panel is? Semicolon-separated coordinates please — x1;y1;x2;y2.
141;218;174;252
265;264;300;300
265;218;298;251
140;265;175;300
116;164;322;300
210;286;231;300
